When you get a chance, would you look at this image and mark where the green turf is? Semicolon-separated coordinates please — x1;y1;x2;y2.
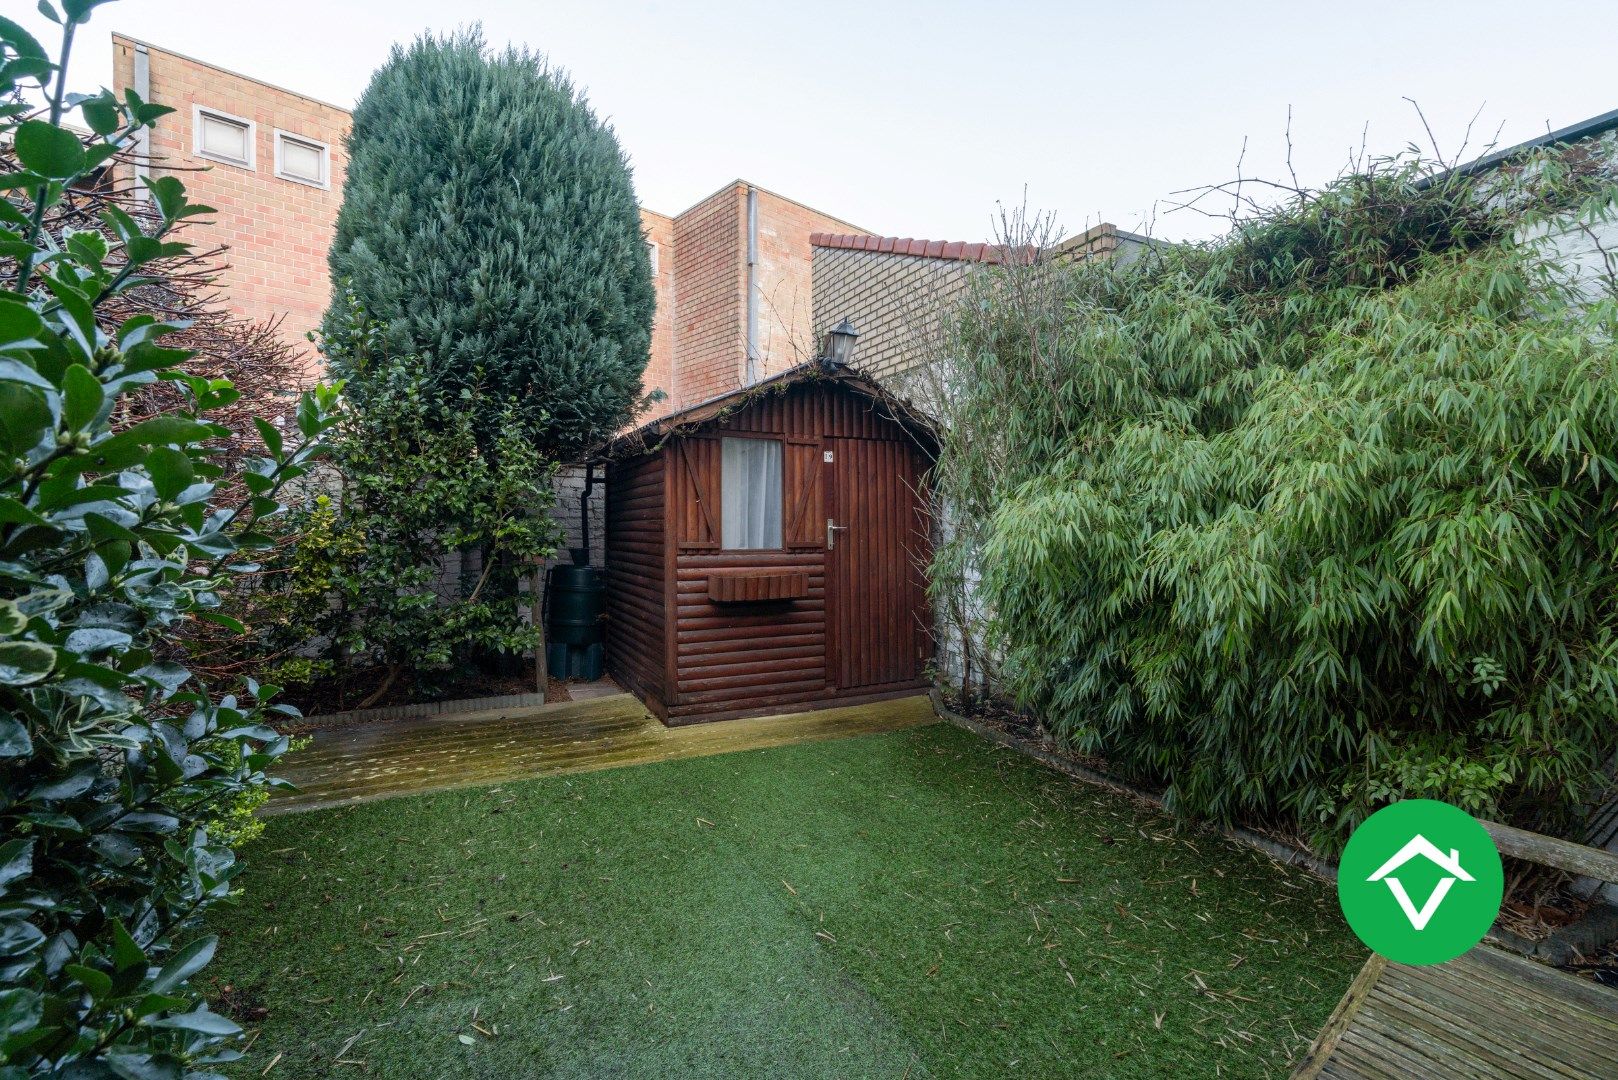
206;724;1363;1078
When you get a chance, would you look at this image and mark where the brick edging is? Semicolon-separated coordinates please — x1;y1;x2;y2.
300;691;551;730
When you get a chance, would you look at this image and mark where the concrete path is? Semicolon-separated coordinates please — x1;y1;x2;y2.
268;692;937;815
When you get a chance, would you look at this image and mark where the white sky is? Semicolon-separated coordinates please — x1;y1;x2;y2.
21;0;1618;243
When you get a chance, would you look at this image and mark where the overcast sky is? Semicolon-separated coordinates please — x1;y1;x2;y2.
23;1;1618;243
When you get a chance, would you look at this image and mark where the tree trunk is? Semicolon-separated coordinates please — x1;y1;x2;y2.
358;662;402;709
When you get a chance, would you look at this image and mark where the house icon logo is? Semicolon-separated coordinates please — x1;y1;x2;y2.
1337;800;1503;965
1365;835;1474;931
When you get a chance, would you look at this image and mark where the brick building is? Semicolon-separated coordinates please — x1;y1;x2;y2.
113;35;349;378
110;35;864;418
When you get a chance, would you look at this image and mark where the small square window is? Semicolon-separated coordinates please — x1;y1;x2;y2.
274;130;330;188
721;438;782;550
192;105;254;169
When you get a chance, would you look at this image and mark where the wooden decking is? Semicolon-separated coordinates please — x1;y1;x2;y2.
1293;945;1618;1078
267;692;937;815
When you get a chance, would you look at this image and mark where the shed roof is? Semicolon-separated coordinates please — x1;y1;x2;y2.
598;362;935;461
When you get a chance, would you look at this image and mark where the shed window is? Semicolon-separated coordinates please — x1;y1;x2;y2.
721;438;782;549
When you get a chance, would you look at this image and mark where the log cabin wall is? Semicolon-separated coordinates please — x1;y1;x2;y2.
603;453;667;705
604;378;932;724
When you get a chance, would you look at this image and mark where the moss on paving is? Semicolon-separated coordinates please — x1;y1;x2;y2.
208;724;1363;1078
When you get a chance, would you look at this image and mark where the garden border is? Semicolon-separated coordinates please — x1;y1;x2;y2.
927;688;1336;878
928;688;1618;965
301;690;551;730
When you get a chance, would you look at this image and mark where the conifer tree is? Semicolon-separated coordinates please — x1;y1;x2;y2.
328;28;655;458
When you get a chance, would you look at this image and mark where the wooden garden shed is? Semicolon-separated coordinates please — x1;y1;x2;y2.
601;365;935;724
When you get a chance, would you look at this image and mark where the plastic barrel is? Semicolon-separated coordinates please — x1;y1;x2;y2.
546;565;606;646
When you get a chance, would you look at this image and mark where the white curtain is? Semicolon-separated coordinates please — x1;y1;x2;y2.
721;438;783;549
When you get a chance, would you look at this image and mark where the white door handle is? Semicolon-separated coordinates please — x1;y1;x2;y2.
827;518;849;549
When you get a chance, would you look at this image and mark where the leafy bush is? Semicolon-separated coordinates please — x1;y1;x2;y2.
258;293;560;708
327;27;655;460
0;5;337;1074
936;148;1618;845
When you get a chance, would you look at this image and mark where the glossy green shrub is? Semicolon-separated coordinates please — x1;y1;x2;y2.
0;5;338;1074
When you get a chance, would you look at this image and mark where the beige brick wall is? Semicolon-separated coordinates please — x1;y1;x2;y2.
811;226;1154;386
811;247;974;385
114;35;350;375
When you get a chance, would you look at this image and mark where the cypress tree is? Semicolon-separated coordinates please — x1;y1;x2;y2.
328;28;655;458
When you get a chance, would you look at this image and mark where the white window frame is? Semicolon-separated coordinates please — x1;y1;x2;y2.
647;240;660;276
273;128;331;189
191;104;255;170
719;436;784;551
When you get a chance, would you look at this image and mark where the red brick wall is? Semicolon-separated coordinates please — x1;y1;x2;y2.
639;208;676;414
753;188;863;381
670;183;746;409
110;39;867;422
113;36;349;375
667;183;865;409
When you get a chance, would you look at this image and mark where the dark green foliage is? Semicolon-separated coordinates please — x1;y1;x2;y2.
259;292;561;706
205;726;1358;1078
934;148;1618;846
327;27;655;459
0;4;339;1074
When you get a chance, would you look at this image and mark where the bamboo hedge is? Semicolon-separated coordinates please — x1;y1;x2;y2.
932;144;1618;846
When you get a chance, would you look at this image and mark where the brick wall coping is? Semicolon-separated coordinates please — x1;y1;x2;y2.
812;222;1150;265
811;232;1035;265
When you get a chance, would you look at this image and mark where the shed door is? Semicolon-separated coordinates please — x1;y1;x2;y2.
827;437;924;690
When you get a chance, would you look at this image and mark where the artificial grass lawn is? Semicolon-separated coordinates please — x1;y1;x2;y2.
207;724;1363;1078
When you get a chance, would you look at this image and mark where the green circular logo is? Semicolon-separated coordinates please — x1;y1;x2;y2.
1337;799;1503;965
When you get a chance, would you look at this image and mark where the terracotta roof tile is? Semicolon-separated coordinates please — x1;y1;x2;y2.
810;231;1020;264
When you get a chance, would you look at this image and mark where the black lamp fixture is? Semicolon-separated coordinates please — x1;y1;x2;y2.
820;318;860;368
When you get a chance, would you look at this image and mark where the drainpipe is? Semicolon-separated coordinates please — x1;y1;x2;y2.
745;184;760;384
132;43;151;201
576;463;598;566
